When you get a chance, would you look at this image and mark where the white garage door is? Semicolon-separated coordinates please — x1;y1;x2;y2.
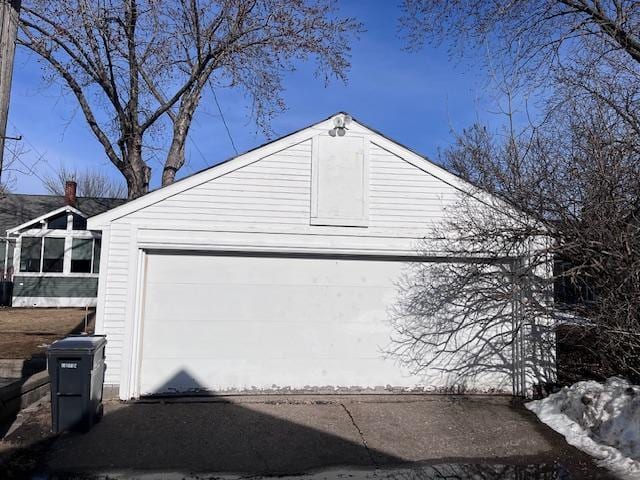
138;252;418;395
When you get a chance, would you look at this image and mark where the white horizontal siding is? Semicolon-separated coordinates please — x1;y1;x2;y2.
128;140;313;226
369;143;460;230
101;223;130;385
125;140;463;235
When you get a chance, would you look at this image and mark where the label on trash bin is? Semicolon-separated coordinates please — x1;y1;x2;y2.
60;362;78;369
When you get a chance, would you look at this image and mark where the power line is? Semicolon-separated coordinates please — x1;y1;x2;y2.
187;136;209;170
210;85;238;155
8;121;58;176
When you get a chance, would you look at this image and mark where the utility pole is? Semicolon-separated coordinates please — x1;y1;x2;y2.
0;0;21;187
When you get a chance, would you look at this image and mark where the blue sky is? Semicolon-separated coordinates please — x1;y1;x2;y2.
6;1;502;194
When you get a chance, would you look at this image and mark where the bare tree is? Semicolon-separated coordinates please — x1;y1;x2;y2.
401;1;640;74
18;1;361;198
390;0;640;386
389;92;640;388
401;1;640;142
43;165;126;198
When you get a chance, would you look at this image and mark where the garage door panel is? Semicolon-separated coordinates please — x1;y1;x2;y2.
143;283;395;324
141;357;413;394
145;254;405;287
141;319;392;360
139;253;415;395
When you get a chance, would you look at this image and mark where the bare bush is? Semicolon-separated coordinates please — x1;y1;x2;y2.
389;96;640;387
391;0;640;385
43;165;126;198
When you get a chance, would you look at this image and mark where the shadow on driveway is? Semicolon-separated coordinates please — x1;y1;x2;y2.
0;394;618;479
46;397;401;474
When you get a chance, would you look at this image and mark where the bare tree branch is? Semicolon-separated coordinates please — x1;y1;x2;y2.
18;1;362;198
43;165;126;198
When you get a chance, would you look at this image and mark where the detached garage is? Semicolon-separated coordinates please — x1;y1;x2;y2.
88;113;553;400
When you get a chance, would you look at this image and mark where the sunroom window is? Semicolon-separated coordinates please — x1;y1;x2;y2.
72;214;87;230
71;238;93;273
92;239;101;274
19;237;42;272
42;238;64;272
20;236;99;274
47;213;68;230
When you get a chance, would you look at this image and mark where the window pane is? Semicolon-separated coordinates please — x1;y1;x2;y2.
20;237;42;272
71;238;92;273
92;239;101;274
43;238;64;273
48;213;68;230
72;214;87;230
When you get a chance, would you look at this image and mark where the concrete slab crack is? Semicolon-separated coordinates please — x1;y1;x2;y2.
340;402;377;467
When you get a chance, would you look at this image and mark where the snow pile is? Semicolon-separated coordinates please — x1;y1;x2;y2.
526;377;640;479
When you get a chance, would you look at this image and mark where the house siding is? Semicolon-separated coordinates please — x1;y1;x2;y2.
12;275;98;297
369;142;460;230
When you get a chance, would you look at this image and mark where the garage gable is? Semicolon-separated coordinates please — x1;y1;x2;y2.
87;113;478;232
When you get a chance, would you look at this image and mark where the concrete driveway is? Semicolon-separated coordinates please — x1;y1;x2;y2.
0;395;615;479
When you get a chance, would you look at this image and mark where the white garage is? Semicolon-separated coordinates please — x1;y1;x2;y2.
88;113;550;399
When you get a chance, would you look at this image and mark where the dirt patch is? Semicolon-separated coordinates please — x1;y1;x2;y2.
0;399;56;479
0;308;95;359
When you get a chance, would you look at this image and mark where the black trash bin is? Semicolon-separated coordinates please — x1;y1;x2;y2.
0;281;12;306
47;335;107;433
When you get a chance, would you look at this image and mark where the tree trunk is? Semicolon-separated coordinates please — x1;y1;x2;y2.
161;89;201;186
125;164;151;199
122;135;151;199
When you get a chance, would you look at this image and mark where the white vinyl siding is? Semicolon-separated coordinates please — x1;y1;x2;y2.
369;143;461;232
127;141;313;226
124;140;462;235
101;223;131;385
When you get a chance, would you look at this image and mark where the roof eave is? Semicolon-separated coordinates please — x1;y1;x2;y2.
6;205;85;235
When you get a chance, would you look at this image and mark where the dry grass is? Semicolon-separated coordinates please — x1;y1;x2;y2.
0;308;95;359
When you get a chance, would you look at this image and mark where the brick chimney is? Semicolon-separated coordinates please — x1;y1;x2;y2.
64;180;77;207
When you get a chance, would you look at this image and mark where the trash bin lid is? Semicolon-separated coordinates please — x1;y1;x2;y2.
48;335;107;352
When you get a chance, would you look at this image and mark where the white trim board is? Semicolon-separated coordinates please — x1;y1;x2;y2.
7;205;87;234
11;296;97;307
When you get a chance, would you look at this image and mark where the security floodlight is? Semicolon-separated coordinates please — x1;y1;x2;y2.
329;113;351;137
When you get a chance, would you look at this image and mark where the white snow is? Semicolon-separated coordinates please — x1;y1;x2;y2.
526;377;640;479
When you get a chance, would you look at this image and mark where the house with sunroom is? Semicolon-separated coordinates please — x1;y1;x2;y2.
88;112;555;400
0;181;126;307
